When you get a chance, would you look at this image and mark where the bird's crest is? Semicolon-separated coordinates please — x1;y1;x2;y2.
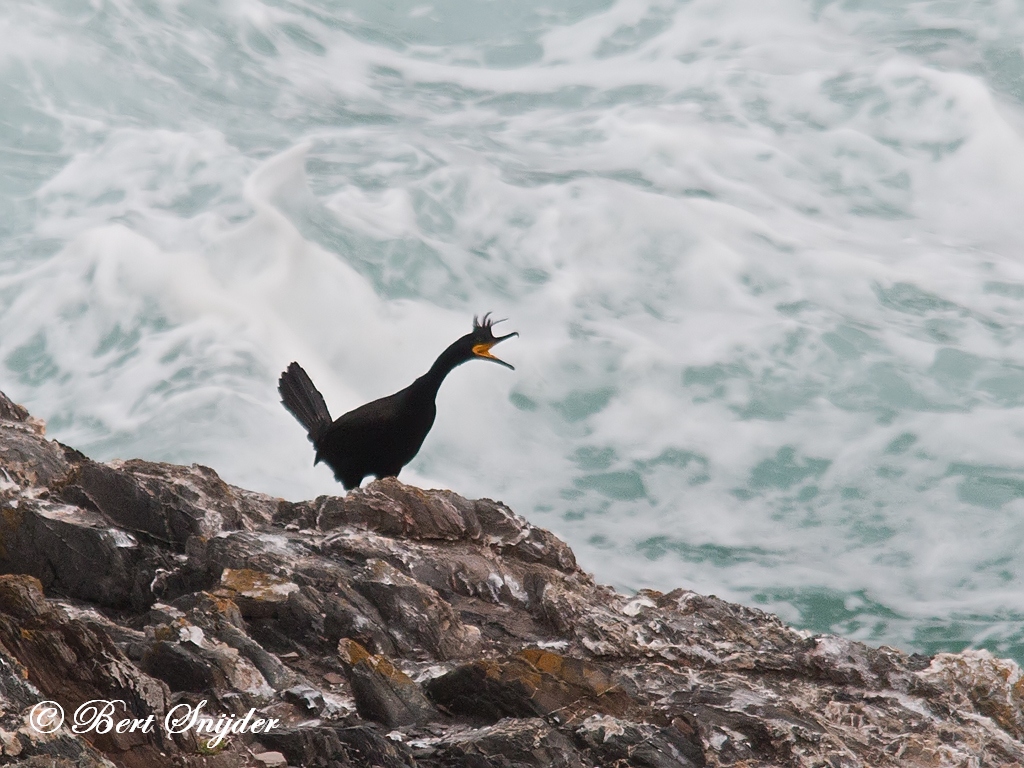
473;312;507;338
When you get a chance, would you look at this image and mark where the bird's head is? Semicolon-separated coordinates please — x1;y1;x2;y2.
466;313;518;370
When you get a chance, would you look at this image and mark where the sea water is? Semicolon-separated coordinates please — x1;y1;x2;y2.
3;0;1024;662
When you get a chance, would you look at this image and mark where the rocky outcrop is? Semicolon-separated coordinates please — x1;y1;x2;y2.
1;389;1023;767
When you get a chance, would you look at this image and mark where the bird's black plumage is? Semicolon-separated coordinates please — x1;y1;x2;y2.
278;314;517;490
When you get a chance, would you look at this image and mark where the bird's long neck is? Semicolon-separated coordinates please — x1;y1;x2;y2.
414;340;468;399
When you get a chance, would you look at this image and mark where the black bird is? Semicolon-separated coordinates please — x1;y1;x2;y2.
278;313;518;489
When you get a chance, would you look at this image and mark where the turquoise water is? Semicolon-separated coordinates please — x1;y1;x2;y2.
4;0;1024;661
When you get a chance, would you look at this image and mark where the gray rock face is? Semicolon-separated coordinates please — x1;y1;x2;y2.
1;388;1024;767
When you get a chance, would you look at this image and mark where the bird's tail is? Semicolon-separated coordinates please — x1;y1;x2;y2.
278;362;332;443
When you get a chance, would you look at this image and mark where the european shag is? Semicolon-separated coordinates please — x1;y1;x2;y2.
278;313;518;489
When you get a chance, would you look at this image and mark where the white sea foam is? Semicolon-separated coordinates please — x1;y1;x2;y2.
3;0;1024;658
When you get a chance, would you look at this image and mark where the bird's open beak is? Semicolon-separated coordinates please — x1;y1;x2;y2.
472;332;518;370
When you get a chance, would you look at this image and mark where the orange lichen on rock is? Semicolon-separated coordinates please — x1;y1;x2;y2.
338;638;436;727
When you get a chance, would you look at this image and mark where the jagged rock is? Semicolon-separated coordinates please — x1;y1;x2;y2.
281;684;329;715
252;752;287;768
425;648;634;724
2;390;1024;767
170;592;302;692
0;745;112;768
320;586;398;657
72;458;273;543
214;568;300;618
0;496;169;609
471;497;577;573
338;638;437;727
0;574;174;764
574;714;706;768
0;392;69;490
0;429;71;490
423;717;585;768
322;478;478;540
141;626;273;700
281;479;577;575
172;591;246;629
0;622;113;767
0;391;34;427
353;558;482;660
258;721;415;767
